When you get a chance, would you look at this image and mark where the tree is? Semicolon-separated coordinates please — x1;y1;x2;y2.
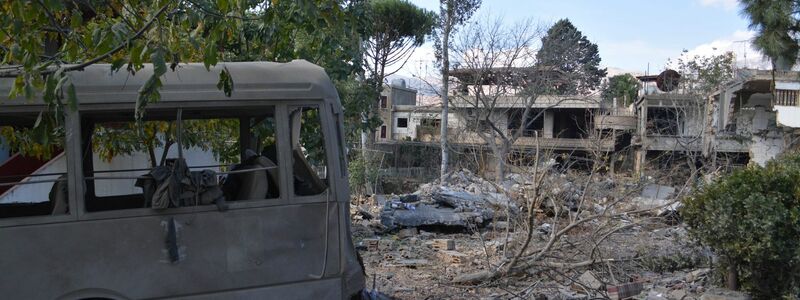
601;74;640;106
535;19;607;95
448;16;555;182
740;0;800;70
435;0;481;181
682;153;800;297
672;51;736;96
0;1;372;161
361;0;437;151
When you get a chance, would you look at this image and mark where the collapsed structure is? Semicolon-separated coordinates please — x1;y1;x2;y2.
373;68;800;177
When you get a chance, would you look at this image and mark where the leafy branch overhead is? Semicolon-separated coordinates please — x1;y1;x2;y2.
1;0;375;159
1;0;366;115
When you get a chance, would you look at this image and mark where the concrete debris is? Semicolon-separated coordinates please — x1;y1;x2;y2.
354;169;729;299
397;228;418;239
607;281;644;299
577;271;603;290
699;288;752;300
685;268;709;282
380;169;521;230
633;184;681;215
432;239;455;251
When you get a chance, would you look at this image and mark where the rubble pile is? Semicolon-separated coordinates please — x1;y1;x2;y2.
351;169;737;299
379;169;519;230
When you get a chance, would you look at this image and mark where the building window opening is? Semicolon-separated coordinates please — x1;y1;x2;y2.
397;118;408;128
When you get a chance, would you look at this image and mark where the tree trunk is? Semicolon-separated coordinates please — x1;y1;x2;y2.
726;261;739;291
439;18;451;182
494;143;508;183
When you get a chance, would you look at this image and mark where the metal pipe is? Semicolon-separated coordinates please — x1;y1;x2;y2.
0;178;65;187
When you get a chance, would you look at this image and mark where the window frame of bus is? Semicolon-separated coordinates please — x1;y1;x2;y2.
0;110;81;227
74;104;292;221
286;103;338;205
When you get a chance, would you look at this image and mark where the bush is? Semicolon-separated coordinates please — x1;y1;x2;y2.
681;154;800;298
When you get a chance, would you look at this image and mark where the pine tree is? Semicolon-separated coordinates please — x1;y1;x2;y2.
535;19;607;95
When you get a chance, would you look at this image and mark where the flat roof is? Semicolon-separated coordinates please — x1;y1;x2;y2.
0;60;339;111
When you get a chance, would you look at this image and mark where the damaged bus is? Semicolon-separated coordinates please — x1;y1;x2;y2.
0;60;365;299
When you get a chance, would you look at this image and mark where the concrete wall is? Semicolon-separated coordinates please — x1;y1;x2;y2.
391;87;416;106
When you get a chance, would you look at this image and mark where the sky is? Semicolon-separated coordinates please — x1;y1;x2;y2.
394;0;769;79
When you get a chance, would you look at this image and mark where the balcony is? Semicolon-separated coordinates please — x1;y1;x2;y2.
422;130;616;151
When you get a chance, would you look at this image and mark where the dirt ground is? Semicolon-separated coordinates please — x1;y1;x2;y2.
352;214;717;299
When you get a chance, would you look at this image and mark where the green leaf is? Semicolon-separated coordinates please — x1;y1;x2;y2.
43;74;57;104
70;10;83;29
67;83;78;111
110;58;126;73
203;42;218;71
151;48;167;76
23;79;35;100
9;75;24;99
217;67;234;97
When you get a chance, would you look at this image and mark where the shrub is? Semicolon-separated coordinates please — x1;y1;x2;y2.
681;154;800;298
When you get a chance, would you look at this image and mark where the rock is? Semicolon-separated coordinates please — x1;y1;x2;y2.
397;228;418;239
537;223;552;235
577;271;603;290
452;271;492;284
686;268;710;282
646;289;669;300
560;289;588;300
491;221;509;230
699;288;751;300
669;288;687;300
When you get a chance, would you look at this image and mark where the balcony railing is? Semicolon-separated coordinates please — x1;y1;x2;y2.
775;89;799;106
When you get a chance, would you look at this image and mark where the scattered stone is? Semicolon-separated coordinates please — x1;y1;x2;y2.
377;239;394;251
685;268;710;282
577;271;603;290
452;271;492;284
646;288;669;300
669;288;687;300
537;223;552;235
398;228;418;239
699;288;751;300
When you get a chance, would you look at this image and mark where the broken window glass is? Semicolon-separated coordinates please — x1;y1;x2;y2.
289;106;329;196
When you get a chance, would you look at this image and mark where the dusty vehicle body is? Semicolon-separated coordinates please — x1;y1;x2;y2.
0;61;365;299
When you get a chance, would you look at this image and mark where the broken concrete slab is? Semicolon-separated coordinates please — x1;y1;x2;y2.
381;203;490;229
699;288;751;300
633;184;681;215
577;271;603;290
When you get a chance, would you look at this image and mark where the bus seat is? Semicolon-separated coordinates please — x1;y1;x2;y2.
235;155;276;200
49;175;68;215
292;148;326;196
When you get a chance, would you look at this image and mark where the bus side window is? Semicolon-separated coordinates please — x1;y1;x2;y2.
289;106;328;196
0;124;69;219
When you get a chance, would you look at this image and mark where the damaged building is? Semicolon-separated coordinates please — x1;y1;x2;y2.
634;69;800;175
431;67;636;172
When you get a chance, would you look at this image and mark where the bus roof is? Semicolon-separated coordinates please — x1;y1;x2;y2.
0;60;339;112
